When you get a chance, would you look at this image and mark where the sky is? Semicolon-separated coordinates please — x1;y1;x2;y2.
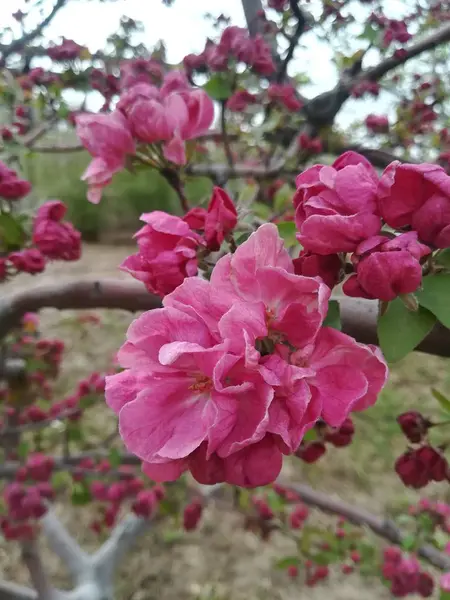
0;0;394;126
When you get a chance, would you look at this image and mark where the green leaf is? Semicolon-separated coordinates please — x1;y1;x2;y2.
71;482;91;506
357;23;379;43
235;232;252;246
323;300;341;331
401;534;417;551
433;528;449;549
0;212;27;250
274;184;294;213
377;298;436;362
162;529;185;544
203;75;233;101
51;471;71;491
237;182;258;207
303;428;318;443
441;591;450;600
432;388;450;414
275;556;300;570
276;221;297;248
436;248;450;269
66;424;84;443
17;441;29;460
108;447;122;468
416;274;450;328
252;202;272;221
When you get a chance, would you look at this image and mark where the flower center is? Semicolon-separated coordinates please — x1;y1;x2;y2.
189;374;213;392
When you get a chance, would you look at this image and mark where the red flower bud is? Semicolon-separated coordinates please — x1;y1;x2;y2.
183;500;203;531
295;442;326;463
397;411;429;443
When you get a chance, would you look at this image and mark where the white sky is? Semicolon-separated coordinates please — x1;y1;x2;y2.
0;0;397;126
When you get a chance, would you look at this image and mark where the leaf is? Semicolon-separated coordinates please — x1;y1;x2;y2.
51;471;71;491
303;428;318;443
108;448;122;468
17;441;29;460
275;556;300;570
436;248;450;269
71;482;91;506
377;298;436;362
433;528;448;549
274;184;294;213
416;274;450;327
66;424;84;443
357;23;379;43
323;300;341;331
276;221;297;248
432;388;450;415
235;232;252;246
203;75;233;101
401;534;417;551
252;202;272;221
0;212;27;250
237;182;258;207
441;591;450;600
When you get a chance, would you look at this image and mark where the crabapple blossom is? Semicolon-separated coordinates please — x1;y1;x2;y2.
32;200;81;261
106;224;387;487
294;151;381;254
378;161;450;248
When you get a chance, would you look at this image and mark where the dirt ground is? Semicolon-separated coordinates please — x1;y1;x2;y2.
0;243;449;600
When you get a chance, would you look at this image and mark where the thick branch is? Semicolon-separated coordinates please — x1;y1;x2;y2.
41;511;90;585
0;281;448;357
21;540;57;600
241;0;265;37
284;481;450;571
363;22;450;83
94;515;152;584
0;278;161;339
0;0;69;64
0;580;37;600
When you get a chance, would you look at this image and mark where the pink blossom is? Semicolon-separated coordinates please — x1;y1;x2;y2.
293;251;342;289
294;151;381;254
76;110;135;161
160;71;190;96
441;572;450;592
227;90;258;112
268;84;303;112
120;211;203;296
365;114;389;133
32;200;81;261
81;157;122;204
378;161;450;248
107;224;387;486
0;161;31;200
9;249;46;274
204;187;238;251
343;232;430;301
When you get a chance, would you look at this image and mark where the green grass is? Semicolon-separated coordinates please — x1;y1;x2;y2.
23;147;213;240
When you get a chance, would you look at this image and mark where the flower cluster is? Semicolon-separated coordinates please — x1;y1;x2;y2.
382;547;434;597
121;186;237;296
106;224;387;487
76;71;214;203
293;151;450;301
365;114;389;133
0;160;31;200
32;200;81;261
183;26;275;77
47;38;87;61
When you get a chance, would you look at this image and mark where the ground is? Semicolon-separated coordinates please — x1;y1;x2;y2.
0;243;449;599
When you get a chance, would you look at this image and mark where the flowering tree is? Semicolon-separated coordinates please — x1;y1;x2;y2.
1;0;450;598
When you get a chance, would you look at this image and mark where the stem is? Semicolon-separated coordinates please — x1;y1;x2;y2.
220;101;234;171
21;540;55;600
161;169;190;213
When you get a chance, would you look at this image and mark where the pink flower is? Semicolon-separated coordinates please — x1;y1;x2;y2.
9;249;46;274
294;151;381;254
268;84;303;112
120;211;203;296
441;572;450;592
293;251;342;289
204;187;238;251
81;157;122;204
250;35;276;75
107;224;387;486
343;232;431;301
160;71;190;96
365;114;389;133
0;162;31;200
76;111;135;203
378;161;450;248
32;200;81;261
76;110;135;161
227;90;258;112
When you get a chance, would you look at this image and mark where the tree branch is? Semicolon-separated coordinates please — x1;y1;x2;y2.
41;511;90;585
241;0;265;37
277;1;307;83
0;580;37;600
21;540;57;600
284;481;450;571
0;0;69;64
0;280;448;357
94;515;152;584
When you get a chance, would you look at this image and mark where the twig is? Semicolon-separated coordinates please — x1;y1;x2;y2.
277;1;307;83
284;481;450;571
0;0;69;64
220;101;234;172
161;169;190;213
